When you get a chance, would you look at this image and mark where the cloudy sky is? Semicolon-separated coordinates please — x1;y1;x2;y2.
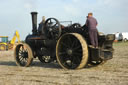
0;0;128;40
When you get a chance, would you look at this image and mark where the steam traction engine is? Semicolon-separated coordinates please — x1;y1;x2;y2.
14;12;115;69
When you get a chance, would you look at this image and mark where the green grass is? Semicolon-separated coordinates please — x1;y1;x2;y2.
113;41;128;46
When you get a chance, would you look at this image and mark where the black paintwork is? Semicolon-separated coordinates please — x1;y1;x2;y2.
25;12;115;63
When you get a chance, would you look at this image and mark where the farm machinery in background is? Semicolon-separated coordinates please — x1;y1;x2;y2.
14;12;115;69
0;30;20;51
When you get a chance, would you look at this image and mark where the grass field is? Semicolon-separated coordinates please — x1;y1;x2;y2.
0;42;128;85
113;41;128;46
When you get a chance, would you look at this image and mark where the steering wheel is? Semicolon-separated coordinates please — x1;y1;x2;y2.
44;18;61;39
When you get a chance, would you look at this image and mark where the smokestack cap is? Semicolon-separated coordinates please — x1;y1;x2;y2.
31;12;38;14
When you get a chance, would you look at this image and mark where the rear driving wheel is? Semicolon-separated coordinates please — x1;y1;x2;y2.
14;43;33;67
56;33;88;69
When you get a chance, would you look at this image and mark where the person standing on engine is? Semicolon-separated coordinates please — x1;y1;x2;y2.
85;13;98;48
38;16;45;34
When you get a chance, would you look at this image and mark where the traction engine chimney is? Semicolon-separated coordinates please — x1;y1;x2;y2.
31;12;38;35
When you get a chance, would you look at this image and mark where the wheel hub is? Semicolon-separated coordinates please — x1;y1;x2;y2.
67;49;73;55
21;52;28;58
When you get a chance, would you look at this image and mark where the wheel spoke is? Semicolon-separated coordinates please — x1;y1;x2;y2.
71;57;75;65
67;36;72;46
71;39;79;48
75;56;81;63
19;55;22;59
59;52;67;55
20;57;24;62
19;50;22;54
71;41;76;48
61;42;69;48
70;61;77;69
50;19;52;24
24;58;28;63
52;23;57;28
73;45;81;51
18;53;22;56
73;52;82;56
21;46;24;51
51;32;54;37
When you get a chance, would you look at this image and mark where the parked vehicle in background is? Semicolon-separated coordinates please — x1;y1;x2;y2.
114;32;123;41
114;32;128;42
0;30;20;51
121;32;128;42
0;36;8;50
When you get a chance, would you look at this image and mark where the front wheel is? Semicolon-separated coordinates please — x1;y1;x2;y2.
123;38;127;42
14;43;33;67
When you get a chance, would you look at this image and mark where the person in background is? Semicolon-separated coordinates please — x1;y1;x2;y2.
38;16;45;34
85;13;98;48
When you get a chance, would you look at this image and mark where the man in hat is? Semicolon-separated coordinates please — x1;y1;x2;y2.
38;16;45;34
86;13;98;48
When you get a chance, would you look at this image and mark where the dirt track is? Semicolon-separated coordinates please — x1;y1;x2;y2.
0;42;128;85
